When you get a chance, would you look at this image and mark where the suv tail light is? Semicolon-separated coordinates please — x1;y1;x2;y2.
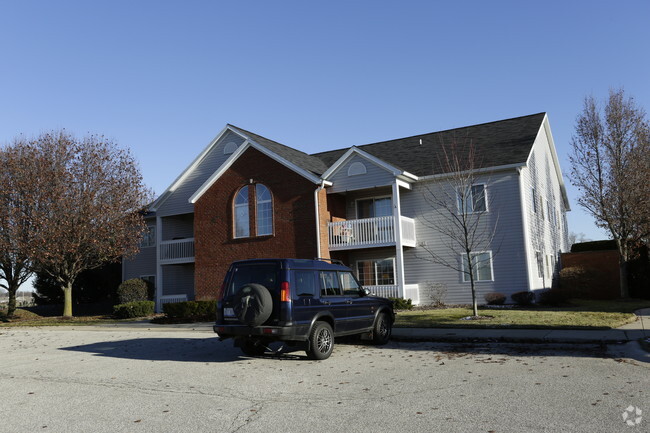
280;281;290;302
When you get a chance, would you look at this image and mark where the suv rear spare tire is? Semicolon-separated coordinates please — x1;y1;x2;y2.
232;283;273;327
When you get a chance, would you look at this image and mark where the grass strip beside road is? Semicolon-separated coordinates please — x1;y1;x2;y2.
394;300;650;330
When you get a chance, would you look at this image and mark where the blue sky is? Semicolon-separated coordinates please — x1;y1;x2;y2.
1;0;649;242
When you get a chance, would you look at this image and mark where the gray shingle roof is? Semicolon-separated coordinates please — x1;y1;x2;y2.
230;113;546;179
228;124;330;175
312;113;546;177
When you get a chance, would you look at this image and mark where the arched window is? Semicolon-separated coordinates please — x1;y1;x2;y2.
256;184;273;236
234;186;249;238
348;161;367;176
223;142;238;155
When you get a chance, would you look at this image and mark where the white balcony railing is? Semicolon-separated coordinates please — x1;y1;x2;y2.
160;238;195;264
364;285;399;298
328;216;416;250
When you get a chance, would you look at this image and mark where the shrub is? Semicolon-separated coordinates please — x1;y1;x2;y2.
538;288;570;306
163;301;216;319
484;292;506;305
423;281;447;307
117;279;149;304
511;291;535;306
389;297;413;310
558;266;593;297
113;301;155;319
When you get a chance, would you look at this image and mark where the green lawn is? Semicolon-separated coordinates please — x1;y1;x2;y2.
394;299;650;330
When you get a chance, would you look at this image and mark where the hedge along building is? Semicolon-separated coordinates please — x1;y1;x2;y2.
122;113;570;311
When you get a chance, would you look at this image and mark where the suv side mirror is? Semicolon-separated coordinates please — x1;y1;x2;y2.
361;287;371;297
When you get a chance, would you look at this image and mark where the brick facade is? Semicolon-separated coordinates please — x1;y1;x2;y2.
194;147;321;300
560;250;621;299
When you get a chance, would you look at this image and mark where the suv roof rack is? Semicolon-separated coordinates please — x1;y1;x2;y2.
314;257;345;266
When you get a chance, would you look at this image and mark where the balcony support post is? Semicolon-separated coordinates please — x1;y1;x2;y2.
392;181;405;298
155;216;163;312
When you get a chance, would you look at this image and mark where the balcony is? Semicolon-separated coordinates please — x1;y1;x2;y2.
327;216;416;251
160;238;195;264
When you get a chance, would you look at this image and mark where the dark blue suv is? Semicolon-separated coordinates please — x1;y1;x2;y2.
214;259;394;360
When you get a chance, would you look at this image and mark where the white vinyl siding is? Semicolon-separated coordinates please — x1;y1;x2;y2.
327;154;395;194
155;131;245;217
400;171;528;305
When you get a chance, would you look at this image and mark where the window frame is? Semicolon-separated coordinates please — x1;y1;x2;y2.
461;251;494;282
355;258;396;286
255;184;273;236
233;186;250;238
355;196;392;219
140;224;156;248
457;183;488;214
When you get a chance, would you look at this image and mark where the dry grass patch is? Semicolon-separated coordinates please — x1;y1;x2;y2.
394;299;650;330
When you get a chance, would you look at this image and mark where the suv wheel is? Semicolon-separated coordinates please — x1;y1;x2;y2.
372;312;392;345
239;338;266;357
306;322;334;360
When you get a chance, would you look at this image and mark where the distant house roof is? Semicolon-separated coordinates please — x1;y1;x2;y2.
312;113;546;177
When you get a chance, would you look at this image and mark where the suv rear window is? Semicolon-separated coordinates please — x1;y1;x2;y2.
226;264;278;297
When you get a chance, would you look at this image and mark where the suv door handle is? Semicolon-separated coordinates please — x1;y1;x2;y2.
321;300;331;305
345;300;353;304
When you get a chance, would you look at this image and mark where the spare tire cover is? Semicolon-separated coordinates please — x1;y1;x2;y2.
232;283;273;327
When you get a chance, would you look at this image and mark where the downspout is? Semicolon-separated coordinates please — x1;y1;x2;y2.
314;180;326;258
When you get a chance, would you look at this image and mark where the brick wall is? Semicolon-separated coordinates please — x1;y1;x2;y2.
560;250;620;299
194;147;320;300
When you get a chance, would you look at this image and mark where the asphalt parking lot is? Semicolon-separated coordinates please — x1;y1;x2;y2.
0;327;647;433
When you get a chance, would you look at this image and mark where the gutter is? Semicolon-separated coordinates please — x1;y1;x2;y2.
314;180;326;257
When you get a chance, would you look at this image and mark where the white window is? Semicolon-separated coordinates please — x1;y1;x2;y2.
457;184;487;214
546;254;556;279
461;252;493;282
234;186;250;238
535;251;544;278
356;258;395;286
140;225;156;248
347;161;367;176
539;197;545;220
532;188;537;213
256;184;273;236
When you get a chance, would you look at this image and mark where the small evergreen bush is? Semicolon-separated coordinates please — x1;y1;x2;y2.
117;279;149;304
163;301;216;319
113;300;155;319
389;297;413;310
484;292;506;305
511;291;535;306
538;288;570;306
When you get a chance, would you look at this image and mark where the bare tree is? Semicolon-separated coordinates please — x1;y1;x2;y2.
419;140;499;317
568;232;590;248
569;88;650;297
0;139;40;317
17;131;152;317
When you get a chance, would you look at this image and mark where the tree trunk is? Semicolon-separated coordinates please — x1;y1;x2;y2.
619;258;629;298
62;283;73;317
7;287;17;318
